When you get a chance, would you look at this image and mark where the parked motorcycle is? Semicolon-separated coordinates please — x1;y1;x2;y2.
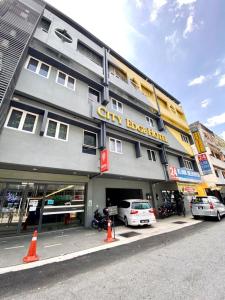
91;208;108;231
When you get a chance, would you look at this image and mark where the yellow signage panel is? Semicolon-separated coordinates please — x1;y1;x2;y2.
192;130;206;153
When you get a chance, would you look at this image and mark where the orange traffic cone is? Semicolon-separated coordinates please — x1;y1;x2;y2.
104;219;115;243
23;229;39;263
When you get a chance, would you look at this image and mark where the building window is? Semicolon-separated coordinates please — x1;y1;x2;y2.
222;171;225;179
181;133;189;143
146;116;154;127
56;71;76;90
25;56;50;78
55;28;72;43
5;107;38;134
45;119;69;141
130;78;139;89
109;138;122;154
40;17;51;32
77;41;102;66
111;98;123;113
109;63;127;82
82;131;97;155
147;149;156;162
88;87;100;103
184;159;193;170
141;85;152;97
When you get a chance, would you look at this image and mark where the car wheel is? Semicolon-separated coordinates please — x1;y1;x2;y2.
124;217;128;227
217;212;221;221
193;215;199;220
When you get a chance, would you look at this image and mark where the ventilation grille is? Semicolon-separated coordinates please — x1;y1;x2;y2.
0;0;44;108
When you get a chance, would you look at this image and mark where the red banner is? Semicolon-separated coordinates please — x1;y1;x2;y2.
100;149;109;173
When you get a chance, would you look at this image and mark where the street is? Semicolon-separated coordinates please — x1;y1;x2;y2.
1;219;225;300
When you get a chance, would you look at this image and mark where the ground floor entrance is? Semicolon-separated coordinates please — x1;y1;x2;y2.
0;181;85;236
105;188;143;207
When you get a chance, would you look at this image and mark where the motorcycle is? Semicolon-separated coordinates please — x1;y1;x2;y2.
91;208;108;231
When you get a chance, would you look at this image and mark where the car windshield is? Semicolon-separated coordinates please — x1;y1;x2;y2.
192;197;209;204
132;202;151;209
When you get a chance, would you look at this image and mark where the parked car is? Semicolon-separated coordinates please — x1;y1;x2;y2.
118;199;156;226
191;196;225;221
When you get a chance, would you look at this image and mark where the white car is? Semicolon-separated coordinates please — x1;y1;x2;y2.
118;199;156;226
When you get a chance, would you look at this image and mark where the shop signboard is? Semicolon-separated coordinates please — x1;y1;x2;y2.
192;129;206;153
168;165;201;183
92;104;168;144
198;153;212;175
100;149;109;173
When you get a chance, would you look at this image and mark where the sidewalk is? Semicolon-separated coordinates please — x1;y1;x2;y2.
0;215;201;274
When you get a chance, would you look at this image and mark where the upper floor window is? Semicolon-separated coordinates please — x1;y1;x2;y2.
45;119;69;141
88;87;100;103
40;17;51;33
5;107;38;134
82;131;97;155
25;56;50;78
184;159;193;170
111;98;123;113
109;64;127;82
56;71;76;91
141;85;152;97
130;78;139;89
146;116;154;127
181;133;189;144
109;138;122;154
77;41;102;66
215;170;219;178
147;149;156;162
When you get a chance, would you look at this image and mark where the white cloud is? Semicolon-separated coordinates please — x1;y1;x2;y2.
213;68;221;76
45;0;144;61
150;0;167;23
217;74;225;87
176;0;197;7
205;112;225;128
183;15;194;38
135;0;143;8
201;98;211;108
165;31;179;50
188;75;207;86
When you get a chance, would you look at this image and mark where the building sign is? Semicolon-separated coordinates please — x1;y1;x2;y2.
100;149;109;173
168;165;201;183
93;105;168;144
192;129;206;153
198;153;212;175
177;183;197;194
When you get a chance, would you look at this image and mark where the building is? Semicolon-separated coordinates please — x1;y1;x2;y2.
190;121;225;200
0;0;202;236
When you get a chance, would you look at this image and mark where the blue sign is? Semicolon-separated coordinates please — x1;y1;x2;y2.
47;199;54;205
176;168;201;182
198;154;212;175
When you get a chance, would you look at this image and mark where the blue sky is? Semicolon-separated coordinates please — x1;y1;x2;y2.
46;0;225;138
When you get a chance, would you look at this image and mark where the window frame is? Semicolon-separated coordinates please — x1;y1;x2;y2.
44;118;69;141
146;116;154;128
4;107;38;134
109;137;123;154
56;70;76;91
147;149;157;162
82;130;98;155
181;133;189;144
184;159;193;170
25;56;51;79
111;98;123;114
88;86;100;103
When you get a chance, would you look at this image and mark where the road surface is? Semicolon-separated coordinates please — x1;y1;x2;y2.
1;219;225;300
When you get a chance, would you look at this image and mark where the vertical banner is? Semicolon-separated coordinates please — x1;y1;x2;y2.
100;149;109;173
192;130;206;153
198;153;212;175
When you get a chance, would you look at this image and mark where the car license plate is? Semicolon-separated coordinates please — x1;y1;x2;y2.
140;220;149;224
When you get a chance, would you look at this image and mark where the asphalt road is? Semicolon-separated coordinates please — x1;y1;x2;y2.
1;219;225;300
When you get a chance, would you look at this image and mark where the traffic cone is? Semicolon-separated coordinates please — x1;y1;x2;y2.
23;229;39;263
104;219;115;243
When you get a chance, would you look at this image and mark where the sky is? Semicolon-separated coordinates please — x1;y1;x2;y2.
46;0;225;139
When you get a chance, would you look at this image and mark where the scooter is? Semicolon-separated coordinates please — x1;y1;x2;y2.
91;208;108;231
